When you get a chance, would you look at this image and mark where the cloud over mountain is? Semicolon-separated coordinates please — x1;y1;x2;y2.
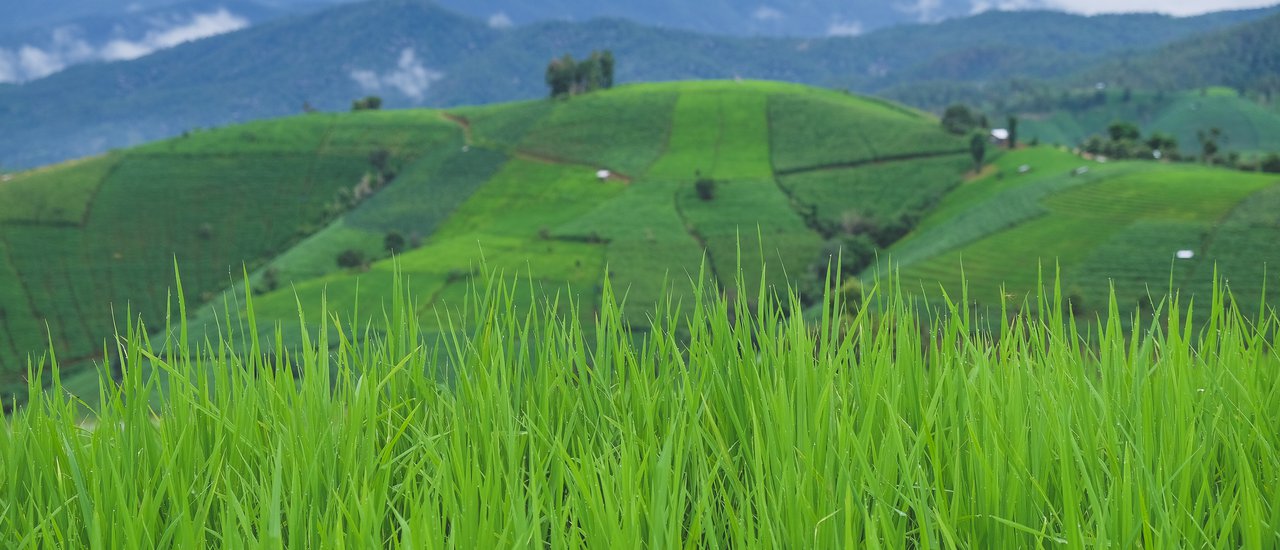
349;48;444;101
0;8;248;83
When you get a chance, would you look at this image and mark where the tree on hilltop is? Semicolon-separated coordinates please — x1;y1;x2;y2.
545;50;616;99
351;96;382;111
942;104;984;135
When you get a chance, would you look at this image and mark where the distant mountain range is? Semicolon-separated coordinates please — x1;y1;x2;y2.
1;0;1277;169
0;0;344;31
1082;11;1280;94
431;0;986;37
0;0;1020;38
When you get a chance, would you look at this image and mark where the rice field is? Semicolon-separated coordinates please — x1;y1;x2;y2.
2;269;1278;547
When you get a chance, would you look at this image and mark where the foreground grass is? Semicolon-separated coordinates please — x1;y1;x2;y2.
3;269;1279;548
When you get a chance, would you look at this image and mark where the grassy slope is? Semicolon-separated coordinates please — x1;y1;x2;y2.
201;81;965;344
1;81;967;395
1020;89;1280;157
0;112;460;393
881;146;1280;317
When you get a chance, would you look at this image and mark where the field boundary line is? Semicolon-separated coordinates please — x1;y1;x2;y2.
672;185;723;291
511;150;634;184
78;154;122;228
775;149;967;177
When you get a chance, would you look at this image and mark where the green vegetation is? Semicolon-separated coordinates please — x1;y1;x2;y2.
1020;89;1280;158
351;96;383;111
768;89;962;173
0;113;460;396
545;50;616;98
0;155;116;225
162;80;960;360
3;0;1275;171
882;147;1280;321
3;268;1279;546
778;155;971;243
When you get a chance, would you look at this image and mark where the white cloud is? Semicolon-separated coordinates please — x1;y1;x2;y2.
827;19;865;36
101;9;248;61
348;48;444;102
898;0;944;22
969;0;1042;14
0;10;248;83
487;12;514;29
753;6;785;21
972;0;1278;15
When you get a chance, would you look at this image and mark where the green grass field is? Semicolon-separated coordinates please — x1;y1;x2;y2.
3;269;1278;547
0;115;459;393
884;147;1280;318
179;80;965;344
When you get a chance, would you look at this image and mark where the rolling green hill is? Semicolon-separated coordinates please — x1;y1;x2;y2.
4;0;1276;170
876;147;1280;321
0;80;970;398
1020;88;1280;157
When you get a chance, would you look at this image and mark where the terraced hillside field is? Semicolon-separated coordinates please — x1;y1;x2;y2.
207;82;970;341
1020;88;1280;157
878;147;1280;320
0;81;969;396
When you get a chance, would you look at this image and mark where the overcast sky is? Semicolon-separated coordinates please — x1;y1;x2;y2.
1041;0;1279;15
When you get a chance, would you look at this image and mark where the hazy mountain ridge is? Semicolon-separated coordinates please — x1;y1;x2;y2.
1081;12;1280;94
1;0;1277;169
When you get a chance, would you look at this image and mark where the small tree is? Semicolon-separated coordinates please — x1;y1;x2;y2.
1145;132;1178;155
969;133;986;172
384;231;406;255
351;96;382;111
1107;121;1140;142
1007;115;1019;149
336;249;366;269
1261;153;1280;174
545;55;575;98
695;177;716;201
942;104;980;135
1197;128;1223;164
600;50;615;89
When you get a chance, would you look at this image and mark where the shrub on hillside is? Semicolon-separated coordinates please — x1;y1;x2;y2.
351;96;382;111
695;177;716;201
1261;153;1280;174
942;104;986;135
384;231;406;255
336;249;366;269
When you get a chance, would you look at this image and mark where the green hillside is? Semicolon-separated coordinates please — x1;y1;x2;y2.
0;80;969;397
1082;12;1280;97
1021;88;1280;157
5;0;1277;170
878;147;1280;320
217;81;968;337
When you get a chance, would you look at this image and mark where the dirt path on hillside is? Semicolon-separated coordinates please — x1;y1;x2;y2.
439;112;474;145
775;149;968;177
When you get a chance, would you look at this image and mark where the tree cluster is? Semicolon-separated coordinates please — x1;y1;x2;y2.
351;96;382;111
940;104;989;135
1081;122;1181;161
546;51;615;98
1261;153;1280;174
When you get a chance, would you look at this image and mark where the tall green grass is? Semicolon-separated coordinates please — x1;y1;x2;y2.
2;266;1278;547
